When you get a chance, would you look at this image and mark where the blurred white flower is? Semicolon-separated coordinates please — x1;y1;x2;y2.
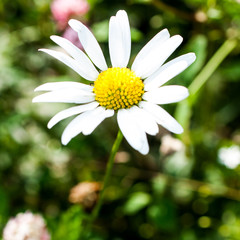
33;10;196;155
160;134;184;156
3;212;50;240
218;145;240;169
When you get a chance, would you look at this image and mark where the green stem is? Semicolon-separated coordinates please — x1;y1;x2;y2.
188;38;237;101
81;130;123;239
175;38;237;143
91;129;123;221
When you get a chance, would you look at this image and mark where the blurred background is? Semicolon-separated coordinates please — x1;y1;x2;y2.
1;0;240;239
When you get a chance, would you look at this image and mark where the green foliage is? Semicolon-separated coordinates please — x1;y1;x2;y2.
123;192;151;215
147;199;177;231
51;205;84;240
1;0;240;239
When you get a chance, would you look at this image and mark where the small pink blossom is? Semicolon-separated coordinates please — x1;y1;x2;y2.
51;0;89;29
3;212;50;240
62;26;83;49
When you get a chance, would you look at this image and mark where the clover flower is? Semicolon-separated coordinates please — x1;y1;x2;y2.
3;212;50;240
33;10;196;154
218;145;240;169
51;0;89;30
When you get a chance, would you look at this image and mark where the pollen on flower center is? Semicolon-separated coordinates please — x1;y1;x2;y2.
93;67;144;110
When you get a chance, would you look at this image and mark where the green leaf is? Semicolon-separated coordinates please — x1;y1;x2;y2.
52;205;84;240
91;20;109;42
131;28;143;42
147;199;177;231
123;192;151;215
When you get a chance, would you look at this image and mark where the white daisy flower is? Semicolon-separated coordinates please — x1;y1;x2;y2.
33;10;196;155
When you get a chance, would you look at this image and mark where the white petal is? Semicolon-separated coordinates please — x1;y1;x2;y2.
129;106;158;135
138;140;149;155
50;35;99;80
34;82;93;92
116;10;131;65
144;53;196;91
47;101;99;129
61;109;97;145
33;89;95;103
109;17;124;67
143;85;189;104
109;10;131;67
68;19;108;71
61;107;114;145
39;49;96;81
140;101;183;134
132;35;183;79
82;108;114;135
131;29;170;76
117;109;149;155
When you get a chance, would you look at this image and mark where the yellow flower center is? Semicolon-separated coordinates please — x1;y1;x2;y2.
93;67;144;110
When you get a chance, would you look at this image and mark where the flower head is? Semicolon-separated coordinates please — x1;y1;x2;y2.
3;212;50;240
33;10;196;154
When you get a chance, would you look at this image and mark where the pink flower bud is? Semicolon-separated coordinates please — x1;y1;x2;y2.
51;0;89;29
62;26;83;49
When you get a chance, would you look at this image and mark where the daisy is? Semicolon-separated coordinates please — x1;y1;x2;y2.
33;10;196;155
